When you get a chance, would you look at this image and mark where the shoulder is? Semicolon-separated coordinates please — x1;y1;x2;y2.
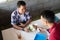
11;10;17;16
55;22;60;31
25;11;30;15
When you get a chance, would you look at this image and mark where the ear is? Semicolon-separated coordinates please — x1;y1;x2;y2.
45;20;48;25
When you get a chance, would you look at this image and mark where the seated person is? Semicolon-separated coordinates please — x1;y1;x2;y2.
34;10;60;40
40;10;60;40
11;1;31;31
11;1;32;40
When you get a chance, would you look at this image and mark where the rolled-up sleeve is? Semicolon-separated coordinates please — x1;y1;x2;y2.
11;12;16;25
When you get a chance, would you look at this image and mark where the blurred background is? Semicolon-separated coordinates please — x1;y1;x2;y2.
0;0;60;40
0;0;60;30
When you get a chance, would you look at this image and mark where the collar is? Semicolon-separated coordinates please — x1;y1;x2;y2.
49;22;57;32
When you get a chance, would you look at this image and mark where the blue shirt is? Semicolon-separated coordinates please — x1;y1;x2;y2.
11;9;31;25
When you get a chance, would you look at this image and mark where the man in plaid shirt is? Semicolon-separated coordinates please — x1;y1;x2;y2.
11;1;31;32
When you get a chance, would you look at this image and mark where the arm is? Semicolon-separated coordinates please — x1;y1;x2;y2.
19;19;32;28
11;12;23;30
24;19;32;27
24;12;32;27
12;24;23;30
19;12;32;28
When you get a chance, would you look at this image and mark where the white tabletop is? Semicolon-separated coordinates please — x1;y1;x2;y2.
20;19;49;40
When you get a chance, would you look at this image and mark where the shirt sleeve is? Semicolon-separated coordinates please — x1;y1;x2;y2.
25;12;31;20
11;12;17;25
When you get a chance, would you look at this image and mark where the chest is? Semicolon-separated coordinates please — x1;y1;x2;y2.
16;14;27;22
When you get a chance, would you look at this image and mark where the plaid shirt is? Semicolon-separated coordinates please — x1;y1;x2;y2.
11;9;31;25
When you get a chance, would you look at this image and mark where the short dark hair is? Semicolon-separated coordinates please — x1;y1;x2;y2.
17;1;26;7
41;10;55;23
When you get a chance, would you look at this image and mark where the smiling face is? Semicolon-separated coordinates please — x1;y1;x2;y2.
18;5;26;14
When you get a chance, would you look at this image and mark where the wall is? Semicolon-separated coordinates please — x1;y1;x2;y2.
0;0;60;27
0;0;60;11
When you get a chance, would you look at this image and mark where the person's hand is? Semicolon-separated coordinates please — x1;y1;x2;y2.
20;23;26;27
39;27;46;33
24;27;29;32
16;27;23;30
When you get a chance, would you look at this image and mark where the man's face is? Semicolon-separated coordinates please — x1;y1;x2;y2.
40;16;48;26
18;5;26;14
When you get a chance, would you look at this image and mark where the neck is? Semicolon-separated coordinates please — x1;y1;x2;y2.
17;9;23;15
48;23;54;28
18;11;24;15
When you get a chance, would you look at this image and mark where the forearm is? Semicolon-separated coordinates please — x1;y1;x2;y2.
12;24;23;30
25;19;32;27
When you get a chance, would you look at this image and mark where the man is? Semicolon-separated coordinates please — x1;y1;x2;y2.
11;1;31;31
11;1;31;40
40;10;60;40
